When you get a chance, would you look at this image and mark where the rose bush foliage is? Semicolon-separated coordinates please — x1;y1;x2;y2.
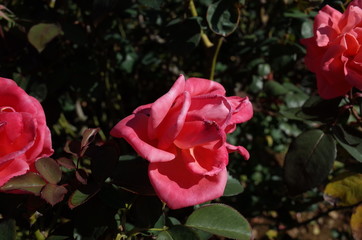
111;75;253;209
0;78;53;187
301;0;362;99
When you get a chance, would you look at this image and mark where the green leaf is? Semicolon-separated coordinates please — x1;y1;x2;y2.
185;204;252;240
157;225;200;240
0;219;16;240
41;184;68;206
35;157;62;184
68;189;98;209
301;19;313;38
206;0;240;36
284;129;336;195
332;125;362;162
27;23;62;52
0;172;46;195
223;175;244;197
264;81;289;96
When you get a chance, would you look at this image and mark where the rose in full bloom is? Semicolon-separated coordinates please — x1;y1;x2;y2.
301;0;362;99
111;75;253;209
0;77;53;187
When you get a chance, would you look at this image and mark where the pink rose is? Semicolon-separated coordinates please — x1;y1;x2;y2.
111;75;253;209
301;0;362;99
0;77;53;187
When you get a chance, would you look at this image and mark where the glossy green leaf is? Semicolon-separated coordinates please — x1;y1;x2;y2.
332;125;362;162
186;204;252;240
206;0;240;36
0;219;16;240
35;157;62;184
223;175;244;197
27;23;62;52
0;172;46;195
284;129;336;195
41;184;68;206
157;225;200;240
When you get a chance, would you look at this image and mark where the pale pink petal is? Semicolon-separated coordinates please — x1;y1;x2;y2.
226;143;250;160
111;112;175;162
148;159;227;209
185;77;226;96
148;75;185;139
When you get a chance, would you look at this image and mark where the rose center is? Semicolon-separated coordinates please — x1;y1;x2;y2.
0;106;16;112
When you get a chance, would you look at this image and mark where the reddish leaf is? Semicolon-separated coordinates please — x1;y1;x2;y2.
35;157;62;184
57;157;76;170
0;172;46;195
41;184;68;206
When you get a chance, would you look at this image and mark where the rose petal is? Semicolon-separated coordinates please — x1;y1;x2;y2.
186;95;231;126
339;3;362;33
185;77;226;96
148;159;227;209
174;120;225;149
181;145;228;176
148;75;185;139
226;96;253;124
0;157;29;187
111;111;176;162
156;91;191;149
226;143;250;160
0;112;36;164
314;5;342;44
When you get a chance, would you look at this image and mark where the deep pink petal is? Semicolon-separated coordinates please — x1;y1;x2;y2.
148;75;185;139
339;2;362;33
148;158;227;209
0;157;29;187
181;145;228;176
111;112;175;162
300;37;326;73
314;5;342;39
0;112;36;164
226;96;253;124
174;120;225;149
316;71;351;99
186;95;231;126
185;77;226;96
226;143;250;160
156;92;191;149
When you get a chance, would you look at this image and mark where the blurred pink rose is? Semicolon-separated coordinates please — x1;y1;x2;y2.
301;0;362;99
111;75;253;209
0;77;53;187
